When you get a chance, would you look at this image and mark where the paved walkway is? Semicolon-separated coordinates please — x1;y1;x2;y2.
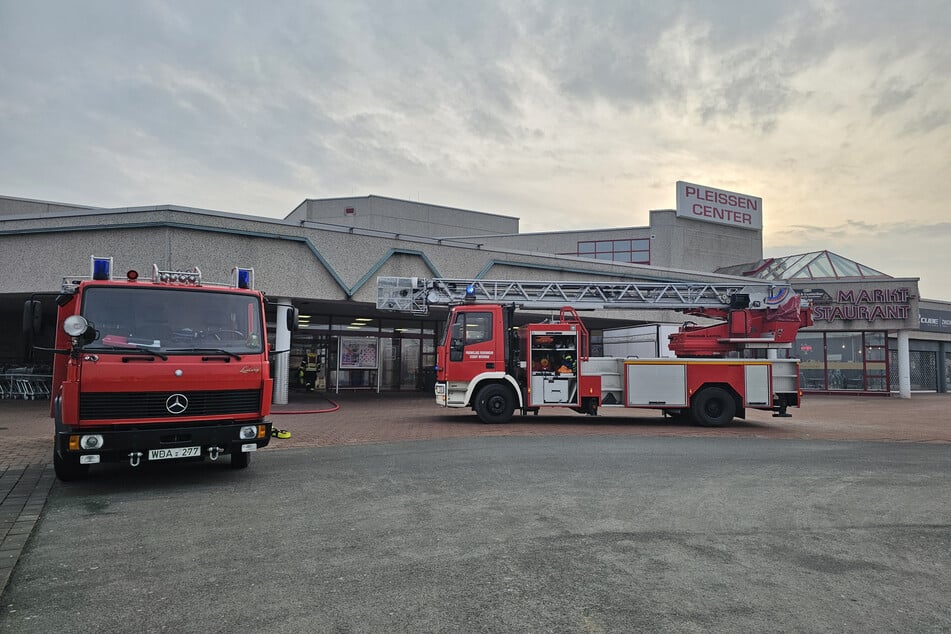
0;465;54;594
0;390;949;598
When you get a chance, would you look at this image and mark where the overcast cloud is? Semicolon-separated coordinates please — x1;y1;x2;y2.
1;1;949;297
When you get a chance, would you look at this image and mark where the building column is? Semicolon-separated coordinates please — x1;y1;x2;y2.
273;299;292;405
939;341;948;394
897;330;911;399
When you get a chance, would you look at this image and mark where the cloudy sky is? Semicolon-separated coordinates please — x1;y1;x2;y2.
2;1;949;297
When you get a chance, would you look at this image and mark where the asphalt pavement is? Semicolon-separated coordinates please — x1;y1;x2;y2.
1;392;950;632
0;436;949;632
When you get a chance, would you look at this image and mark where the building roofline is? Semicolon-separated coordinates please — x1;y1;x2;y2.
439;226;649;240
288;194;520;222
0;193;98;210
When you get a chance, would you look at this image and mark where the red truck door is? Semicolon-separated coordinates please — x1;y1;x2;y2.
446;307;502;381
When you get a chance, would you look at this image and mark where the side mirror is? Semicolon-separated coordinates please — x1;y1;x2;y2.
286;306;300;332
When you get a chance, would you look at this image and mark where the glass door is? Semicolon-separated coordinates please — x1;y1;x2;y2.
400;339;420;390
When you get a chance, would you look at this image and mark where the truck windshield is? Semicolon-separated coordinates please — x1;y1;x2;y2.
80;286;264;354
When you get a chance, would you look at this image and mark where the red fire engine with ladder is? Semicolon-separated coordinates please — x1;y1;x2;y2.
378;277;813;426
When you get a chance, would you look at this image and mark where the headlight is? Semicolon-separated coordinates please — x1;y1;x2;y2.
239;426;258;440
80;434;104;450
64;315;90;337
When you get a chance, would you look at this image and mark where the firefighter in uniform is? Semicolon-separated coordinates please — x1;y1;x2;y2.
303;351;319;391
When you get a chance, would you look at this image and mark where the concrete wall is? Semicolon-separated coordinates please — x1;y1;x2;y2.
285;195;519;238
0;205;762;309
460;226;651;256
455;211;762;275
648;209;763;272
0;195;95;217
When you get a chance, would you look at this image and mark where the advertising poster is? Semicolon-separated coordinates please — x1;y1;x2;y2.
339;337;379;369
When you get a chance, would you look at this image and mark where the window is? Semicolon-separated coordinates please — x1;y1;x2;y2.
795;331;889;392
575;238;650;264
448;312;493;361
461;312;492;345
81;287;264;354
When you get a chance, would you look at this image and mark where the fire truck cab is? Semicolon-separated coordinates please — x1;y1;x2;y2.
28;257;279;481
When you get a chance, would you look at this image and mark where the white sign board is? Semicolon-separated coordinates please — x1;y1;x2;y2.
676;181;762;231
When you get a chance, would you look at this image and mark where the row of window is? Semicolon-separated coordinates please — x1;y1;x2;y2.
574;238;650;264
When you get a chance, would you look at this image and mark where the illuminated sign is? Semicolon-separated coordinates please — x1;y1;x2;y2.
809;287;911;323
919;308;951;333
675;181;762;231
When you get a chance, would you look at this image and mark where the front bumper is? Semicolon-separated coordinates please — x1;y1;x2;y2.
54;420;272;464
434;382;447;407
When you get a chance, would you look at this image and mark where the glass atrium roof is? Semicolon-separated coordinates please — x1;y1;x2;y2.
716;250;889;281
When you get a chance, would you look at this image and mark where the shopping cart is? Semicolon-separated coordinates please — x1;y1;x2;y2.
0;368;52;400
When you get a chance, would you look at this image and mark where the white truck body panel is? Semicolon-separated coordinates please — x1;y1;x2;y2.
603;324;679;359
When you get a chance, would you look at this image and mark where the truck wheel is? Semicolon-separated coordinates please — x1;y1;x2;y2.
691;387;736;427
230;449;250;469
53;450;89;482
474;384;515;424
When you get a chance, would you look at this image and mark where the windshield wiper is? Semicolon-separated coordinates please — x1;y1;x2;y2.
98;345;169;361
167;348;243;360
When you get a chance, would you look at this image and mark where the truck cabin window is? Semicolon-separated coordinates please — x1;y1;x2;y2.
448;312;492;362
80;287;263;353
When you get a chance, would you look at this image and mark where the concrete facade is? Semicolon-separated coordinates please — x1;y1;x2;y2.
439;210;764;274
0;192;946;398
286;195;519;238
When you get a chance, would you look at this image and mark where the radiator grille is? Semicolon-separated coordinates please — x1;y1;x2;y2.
79;390;261;420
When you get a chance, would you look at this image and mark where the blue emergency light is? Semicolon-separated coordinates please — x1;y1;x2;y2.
91;256;113;281
464;284;477;300
233;267;254;289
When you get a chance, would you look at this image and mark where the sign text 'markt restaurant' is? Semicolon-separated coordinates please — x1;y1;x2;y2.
810;287;911;322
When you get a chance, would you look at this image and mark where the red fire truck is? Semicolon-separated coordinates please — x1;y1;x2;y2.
378;277;812;426
27;257;281;481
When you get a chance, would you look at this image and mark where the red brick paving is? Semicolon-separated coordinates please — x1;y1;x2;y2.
2;391;949;469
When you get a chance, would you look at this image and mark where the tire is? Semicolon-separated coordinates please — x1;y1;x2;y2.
53;449;89;482
474;384;515;424
690;386;736;427
230;449;250;469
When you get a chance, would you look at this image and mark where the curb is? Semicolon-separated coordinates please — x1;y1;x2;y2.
0;465;55;596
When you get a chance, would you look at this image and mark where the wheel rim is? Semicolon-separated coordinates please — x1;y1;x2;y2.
705;399;724;418
487;395;506;415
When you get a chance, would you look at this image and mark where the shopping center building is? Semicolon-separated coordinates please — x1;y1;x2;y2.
1;181;948;402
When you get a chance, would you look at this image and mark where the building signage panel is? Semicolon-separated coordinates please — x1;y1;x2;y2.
919;308;951;333
801;286;912;324
675;181;763;231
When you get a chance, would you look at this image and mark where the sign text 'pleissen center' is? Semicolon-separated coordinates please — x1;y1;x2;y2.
676;181;763;231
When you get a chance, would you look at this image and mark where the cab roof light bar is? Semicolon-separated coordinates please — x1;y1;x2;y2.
152;264;202;286
63;257;246;291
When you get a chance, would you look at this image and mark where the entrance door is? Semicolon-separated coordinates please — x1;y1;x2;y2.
400;339;420;390
379;337;422;390
380;338;399;390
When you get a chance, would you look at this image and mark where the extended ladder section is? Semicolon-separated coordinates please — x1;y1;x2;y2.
377;276;794;315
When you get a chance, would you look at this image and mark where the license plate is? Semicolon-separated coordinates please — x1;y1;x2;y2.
149;446;201;461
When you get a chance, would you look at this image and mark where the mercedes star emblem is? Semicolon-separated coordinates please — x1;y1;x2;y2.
165;393;189;415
